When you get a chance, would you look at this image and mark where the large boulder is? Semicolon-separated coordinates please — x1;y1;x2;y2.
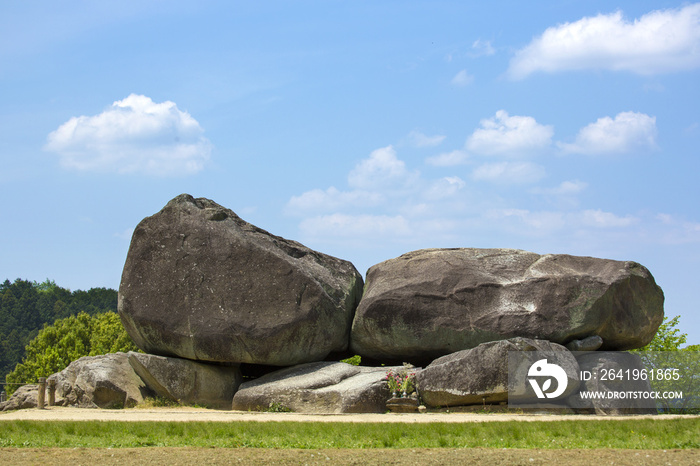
351;248;663;364
0;384;39;411
231;362;400;413
128;352;242;410
118;194;363;366
415;338;579;408
48;353;151;408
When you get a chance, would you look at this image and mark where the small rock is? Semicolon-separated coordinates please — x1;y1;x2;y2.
566;335;604;352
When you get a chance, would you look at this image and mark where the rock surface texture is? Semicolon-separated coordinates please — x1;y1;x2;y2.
0;384;39;411
351;248;664;364
415;338;579;407
231;362;399;413
119;194;363;366
128;352;242;410
48;353;151;409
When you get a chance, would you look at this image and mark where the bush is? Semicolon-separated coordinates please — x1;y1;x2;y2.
4;311;138;394
340;355;361;366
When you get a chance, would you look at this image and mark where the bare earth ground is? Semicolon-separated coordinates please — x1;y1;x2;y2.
1;407;698;465
1;447;697;465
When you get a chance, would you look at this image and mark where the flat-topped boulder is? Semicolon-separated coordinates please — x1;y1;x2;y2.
119;194;363;366
351;248;664;364
231;361;401;413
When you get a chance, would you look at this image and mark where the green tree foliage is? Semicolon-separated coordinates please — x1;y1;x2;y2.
0;278;119;385
632;315;699;413
5;312;138;394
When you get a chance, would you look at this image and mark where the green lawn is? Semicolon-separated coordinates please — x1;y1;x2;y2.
0;419;697;449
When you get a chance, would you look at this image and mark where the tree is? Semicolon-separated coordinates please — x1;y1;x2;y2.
4;312;138;395
33;279;57;292
0;278;118;384
632;315;699;413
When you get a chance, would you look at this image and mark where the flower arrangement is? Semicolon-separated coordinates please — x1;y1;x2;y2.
385;364;416;397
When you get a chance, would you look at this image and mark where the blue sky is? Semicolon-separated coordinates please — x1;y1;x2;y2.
1;1;699;344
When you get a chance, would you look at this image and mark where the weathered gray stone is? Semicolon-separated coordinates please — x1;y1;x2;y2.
0;385;39;411
48;353;150;409
128;352;242;410
567;352;657;414
386;395;420;413
566;335;604;352
351;248;663;364
231;362;400;413
119;194;363;366
415;338;579;408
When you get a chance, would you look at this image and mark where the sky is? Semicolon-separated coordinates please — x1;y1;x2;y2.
1;1;698;344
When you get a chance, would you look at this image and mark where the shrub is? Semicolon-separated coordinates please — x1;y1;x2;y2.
4;311;138;394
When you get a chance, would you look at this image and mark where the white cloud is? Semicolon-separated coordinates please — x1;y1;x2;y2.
466;110;553;156
286;138;656;270
407;130;446;147
286;186;383;214
551;180;588;195
530;180;588;209
685;122;700;134
299;213;411;238
45;94;211;176
451;69;474;86
425;150;469;167
472;161;546;184
471;39;495;57
490;208;567;231
653;213;700;244
508;3;700;79
491;208;637;231
559;111;657;155
347;145;418;190
287;146;420;217
578;209;638;228
424;176;466;200
532;180;588;196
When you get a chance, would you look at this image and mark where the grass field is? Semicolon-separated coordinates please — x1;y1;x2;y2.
0;418;697;449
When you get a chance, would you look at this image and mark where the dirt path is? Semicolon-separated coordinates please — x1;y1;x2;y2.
2;406;695;423
1;446;698;465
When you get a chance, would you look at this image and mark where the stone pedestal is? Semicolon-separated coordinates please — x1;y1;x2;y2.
386;395;419;413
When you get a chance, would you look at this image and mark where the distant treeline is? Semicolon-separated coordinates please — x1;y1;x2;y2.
0;278;118;386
